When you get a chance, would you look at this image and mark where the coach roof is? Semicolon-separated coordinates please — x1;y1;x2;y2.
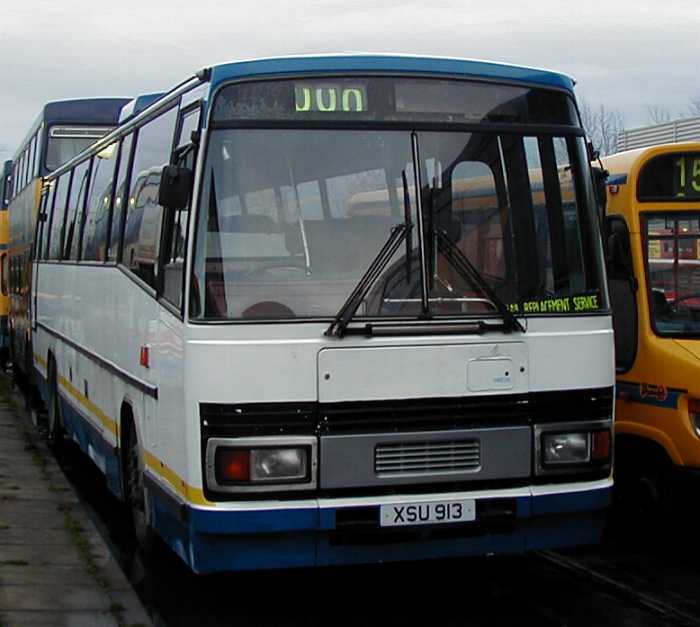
207;54;576;93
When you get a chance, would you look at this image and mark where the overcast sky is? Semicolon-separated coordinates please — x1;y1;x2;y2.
1;0;698;159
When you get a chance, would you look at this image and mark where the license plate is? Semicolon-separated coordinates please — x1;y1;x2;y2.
379;499;476;527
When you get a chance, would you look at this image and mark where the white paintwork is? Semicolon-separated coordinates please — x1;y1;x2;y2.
34;250;614;497
317;342;528;402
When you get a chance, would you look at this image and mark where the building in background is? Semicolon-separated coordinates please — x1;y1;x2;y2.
617;116;700;152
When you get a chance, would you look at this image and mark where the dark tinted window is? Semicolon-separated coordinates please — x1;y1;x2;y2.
63;160;91;260
214;78;579;126
123;107;178;286
35;191;49;260
82;142;119;261
109;135;133;262
42;182;58;259
639;153;700;201
28;139;35;182
48;173;71;260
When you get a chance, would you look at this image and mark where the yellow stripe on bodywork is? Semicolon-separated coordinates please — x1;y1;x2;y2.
58;374;119;439
35;352;211;506
144;451;210;506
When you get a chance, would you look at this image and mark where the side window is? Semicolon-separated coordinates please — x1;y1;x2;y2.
48;173;71;260
606;215;637;372
35;190;49;260
42;181;58;260
162;107;200;308
64;159;91;260
123;107;178;287
28;136;37;181
82;143;119;261
109;135;133;262
19;152;26;190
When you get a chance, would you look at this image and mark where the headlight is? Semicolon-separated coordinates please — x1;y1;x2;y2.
689;398;700;437
542;432;590;465
216;447;309;484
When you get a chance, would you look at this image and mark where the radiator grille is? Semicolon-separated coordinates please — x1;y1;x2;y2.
375;439;481;476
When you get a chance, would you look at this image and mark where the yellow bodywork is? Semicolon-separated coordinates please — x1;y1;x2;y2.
603;142;700;468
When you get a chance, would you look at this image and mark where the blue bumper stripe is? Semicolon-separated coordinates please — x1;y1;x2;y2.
146;478;611;573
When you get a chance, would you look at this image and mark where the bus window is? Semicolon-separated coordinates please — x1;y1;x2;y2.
109;135;133;262
42;181;58;259
28;135;37;181
177;108;200;148
645;213;700;335
161;109;200;309
48;173;71;260
123;107;178;287
63;159;91;260
82;142;119;261
45;126;112;172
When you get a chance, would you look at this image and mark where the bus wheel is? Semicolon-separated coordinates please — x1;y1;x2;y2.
124;421;154;554
47;361;64;448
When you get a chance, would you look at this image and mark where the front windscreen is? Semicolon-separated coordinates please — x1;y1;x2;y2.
191;78;603;322
45;125;113;171
646;213;700;335
192;132;604;321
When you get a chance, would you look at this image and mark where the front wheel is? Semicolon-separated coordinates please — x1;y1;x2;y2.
124;421;154;554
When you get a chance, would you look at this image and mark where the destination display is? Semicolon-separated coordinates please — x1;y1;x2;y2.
213;77;579;126
638;153;700;201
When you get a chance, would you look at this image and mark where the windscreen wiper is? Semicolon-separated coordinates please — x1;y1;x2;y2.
325;223;408;338
436;231;525;333
401;170;413;284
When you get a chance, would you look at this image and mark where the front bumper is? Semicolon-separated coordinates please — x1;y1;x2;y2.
146;476;611;573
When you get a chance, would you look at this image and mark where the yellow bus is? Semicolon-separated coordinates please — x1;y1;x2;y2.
602;142;700;514
0;160;11;366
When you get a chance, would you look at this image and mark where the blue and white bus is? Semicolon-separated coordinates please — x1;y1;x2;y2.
7;98;128;380
32;55;613;573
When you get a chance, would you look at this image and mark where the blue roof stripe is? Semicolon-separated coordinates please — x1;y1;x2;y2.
209;55;575;93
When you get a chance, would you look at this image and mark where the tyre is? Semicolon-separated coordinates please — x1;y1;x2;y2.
124;420;154;554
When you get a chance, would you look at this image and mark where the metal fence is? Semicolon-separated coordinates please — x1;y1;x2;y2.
616;116;700;151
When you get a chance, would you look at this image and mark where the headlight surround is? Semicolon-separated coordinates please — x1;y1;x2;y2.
534;420;612;475
206;436;317;493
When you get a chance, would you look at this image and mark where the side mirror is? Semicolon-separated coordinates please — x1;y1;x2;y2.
158;165;193;210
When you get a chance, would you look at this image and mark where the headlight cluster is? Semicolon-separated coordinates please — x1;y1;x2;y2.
536;421;612;474
206;437;317;493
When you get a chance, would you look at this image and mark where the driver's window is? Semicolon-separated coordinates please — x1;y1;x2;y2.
161;106;200;309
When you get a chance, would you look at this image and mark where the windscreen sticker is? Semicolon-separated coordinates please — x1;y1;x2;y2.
507;293;601;314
